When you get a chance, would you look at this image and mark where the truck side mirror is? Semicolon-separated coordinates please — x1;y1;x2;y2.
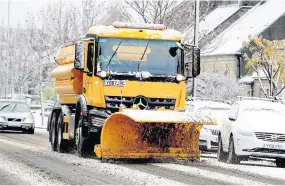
74;41;85;70
184;45;200;78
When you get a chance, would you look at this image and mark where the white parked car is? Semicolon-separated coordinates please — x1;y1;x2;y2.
186;99;231;151
218;98;285;168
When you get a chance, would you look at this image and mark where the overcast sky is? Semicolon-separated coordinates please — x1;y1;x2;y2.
0;0;81;27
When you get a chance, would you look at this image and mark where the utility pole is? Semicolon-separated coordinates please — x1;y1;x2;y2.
193;0;199;97
39;56;45;127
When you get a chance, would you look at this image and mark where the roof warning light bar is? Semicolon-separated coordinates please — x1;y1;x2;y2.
112;22;166;30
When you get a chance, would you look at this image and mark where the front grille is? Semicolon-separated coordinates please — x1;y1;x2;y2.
211;141;218;147
210;129;219;136
88;116;105;127
7;118;21;122
105;96;176;111
255;132;285;143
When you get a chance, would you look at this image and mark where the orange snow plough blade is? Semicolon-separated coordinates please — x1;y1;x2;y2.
94;110;216;160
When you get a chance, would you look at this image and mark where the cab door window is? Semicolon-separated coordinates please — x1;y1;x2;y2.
87;43;94;76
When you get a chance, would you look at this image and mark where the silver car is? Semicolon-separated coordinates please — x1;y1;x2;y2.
0;100;35;134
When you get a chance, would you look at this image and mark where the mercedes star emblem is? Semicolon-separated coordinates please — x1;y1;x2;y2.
133;96;148;110
271;134;278;141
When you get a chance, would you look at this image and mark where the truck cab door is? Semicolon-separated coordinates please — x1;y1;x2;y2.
83;40;95;105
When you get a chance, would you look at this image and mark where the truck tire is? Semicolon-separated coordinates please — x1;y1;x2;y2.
50;113;58;151
217;135;227;162
76;117;88;158
57;113;68;153
227;136;240;164
276;158;285;168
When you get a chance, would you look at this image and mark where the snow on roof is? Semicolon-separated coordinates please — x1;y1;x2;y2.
183;4;240;44
202;0;285;56
239;75;254;83
252;70;267;79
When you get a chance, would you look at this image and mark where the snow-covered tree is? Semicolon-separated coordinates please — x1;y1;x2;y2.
188;72;247;101
242;35;285;97
124;0;178;24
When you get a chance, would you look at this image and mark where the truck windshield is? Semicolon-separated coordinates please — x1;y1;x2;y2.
97;38;182;75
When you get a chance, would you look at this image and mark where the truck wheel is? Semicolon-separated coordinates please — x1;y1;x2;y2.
76;126;88;158
75;116;88;157
217;136;227;162
276;158;285;168
50;113;57;151
57;113;68;153
227;136;240;164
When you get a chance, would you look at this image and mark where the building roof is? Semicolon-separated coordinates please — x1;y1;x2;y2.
182;4;240;44
202;0;285;56
239;75;254;83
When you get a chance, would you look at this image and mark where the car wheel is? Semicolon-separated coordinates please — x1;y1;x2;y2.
57;113;68;153
50;113;57;151
28;128;34;134
227;136;240;164
276;158;285;168
217;136;227;162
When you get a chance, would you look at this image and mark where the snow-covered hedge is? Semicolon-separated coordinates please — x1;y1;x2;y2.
187;72;248;101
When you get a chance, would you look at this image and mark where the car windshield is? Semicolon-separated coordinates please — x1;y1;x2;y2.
97;38;182;75
0;101;30;112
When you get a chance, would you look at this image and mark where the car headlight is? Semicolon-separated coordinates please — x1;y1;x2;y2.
238;130;253;137
202;126;210;133
23;115;34;123
0;116;5;122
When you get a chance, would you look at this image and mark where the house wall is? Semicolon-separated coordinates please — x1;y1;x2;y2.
201;54;239;79
252;79;284;98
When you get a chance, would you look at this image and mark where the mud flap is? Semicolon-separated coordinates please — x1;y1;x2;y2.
95;110;216;160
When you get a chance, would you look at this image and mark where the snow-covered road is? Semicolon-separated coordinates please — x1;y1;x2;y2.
0;130;284;185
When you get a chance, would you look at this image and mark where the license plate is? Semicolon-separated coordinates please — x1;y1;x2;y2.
263;143;284;150
104;80;126;87
8;122;21;127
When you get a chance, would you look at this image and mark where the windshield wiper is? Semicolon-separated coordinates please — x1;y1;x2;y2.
107;40;122;73
0;104;10;111
138;40;150;72
11;104;17;112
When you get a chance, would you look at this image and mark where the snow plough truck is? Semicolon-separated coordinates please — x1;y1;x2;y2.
47;22;215;160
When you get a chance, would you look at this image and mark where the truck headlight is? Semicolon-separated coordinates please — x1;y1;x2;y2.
176;74;185;82
23;115;34;123
98;71;107;78
0;116;5;122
